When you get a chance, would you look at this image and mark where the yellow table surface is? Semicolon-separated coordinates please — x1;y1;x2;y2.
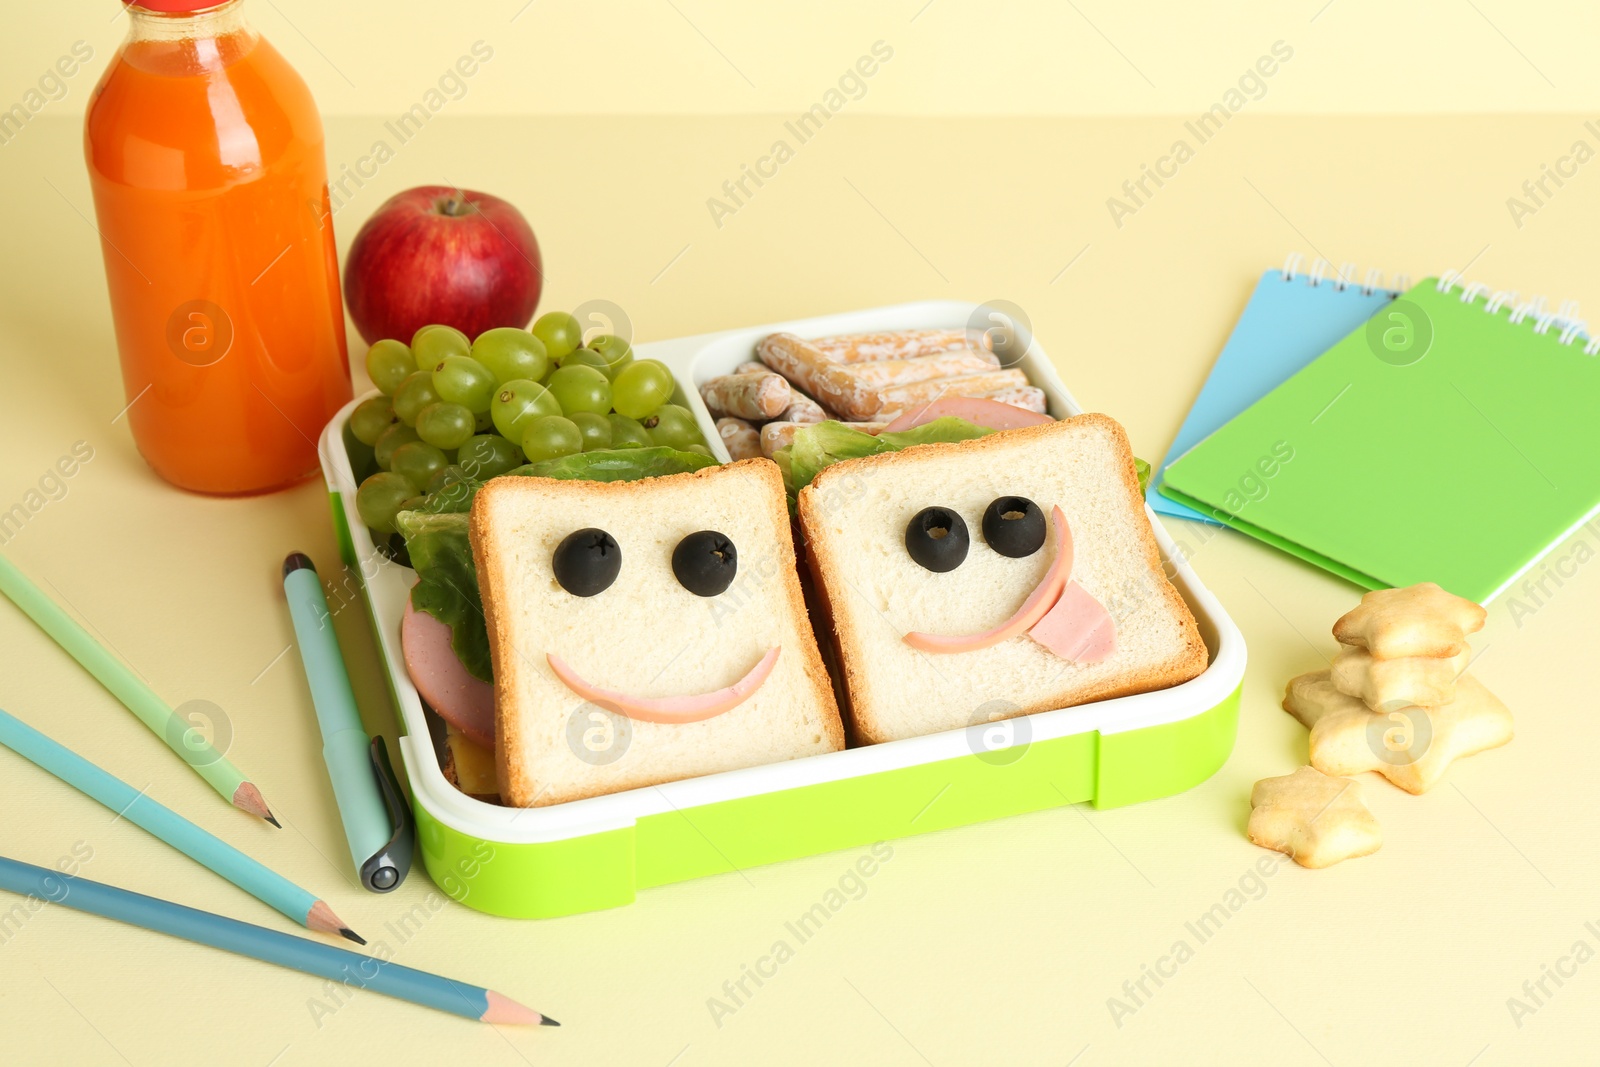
3;112;1598;1065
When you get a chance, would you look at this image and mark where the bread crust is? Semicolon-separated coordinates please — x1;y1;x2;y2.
471;459;844;807
797;413;1209;743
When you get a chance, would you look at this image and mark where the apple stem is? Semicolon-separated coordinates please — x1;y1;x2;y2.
437;196;475;217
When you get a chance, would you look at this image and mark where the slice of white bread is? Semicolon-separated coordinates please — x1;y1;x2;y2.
797;414;1208;744
471;460;844;807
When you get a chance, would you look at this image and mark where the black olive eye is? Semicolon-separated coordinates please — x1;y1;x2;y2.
672;530;738;597
552;528;621;597
905;506;969;573
982;496;1046;558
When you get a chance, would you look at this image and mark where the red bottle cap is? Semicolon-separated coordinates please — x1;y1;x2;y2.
123;0;234;11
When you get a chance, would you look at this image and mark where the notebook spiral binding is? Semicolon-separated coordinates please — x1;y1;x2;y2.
1437;269;1600;356
1280;252;1407;299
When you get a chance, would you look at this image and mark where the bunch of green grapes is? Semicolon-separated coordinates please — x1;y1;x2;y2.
353;313;711;537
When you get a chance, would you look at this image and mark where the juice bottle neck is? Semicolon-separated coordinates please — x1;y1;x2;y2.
118;0;257;74
124;0;251;45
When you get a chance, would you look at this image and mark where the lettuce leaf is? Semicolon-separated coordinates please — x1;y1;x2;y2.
777;417;1153;500
780;417;994;497
396;447;718;682
512;446;719;483
396;511;493;681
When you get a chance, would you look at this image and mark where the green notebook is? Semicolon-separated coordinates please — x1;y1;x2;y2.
1160;275;1600;603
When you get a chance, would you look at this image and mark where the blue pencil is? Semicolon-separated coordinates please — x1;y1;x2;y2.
0;707;358;942
0;855;553;1025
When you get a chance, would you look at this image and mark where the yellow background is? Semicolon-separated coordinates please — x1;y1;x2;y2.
3;1;1600;1064
8;0;1600;116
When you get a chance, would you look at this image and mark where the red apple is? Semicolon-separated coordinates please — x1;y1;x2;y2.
343;186;542;345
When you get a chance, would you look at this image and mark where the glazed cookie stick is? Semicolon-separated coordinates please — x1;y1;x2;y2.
700;371;791;420
809;328;989;363
737;360;831;423
717;417;763;460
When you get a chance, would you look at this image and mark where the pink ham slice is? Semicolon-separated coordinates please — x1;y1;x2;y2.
1027;580;1117;663
881;396;1054;435
903;506;1072;653
402;598;495;749
546;647;780;725
902;506;1119;662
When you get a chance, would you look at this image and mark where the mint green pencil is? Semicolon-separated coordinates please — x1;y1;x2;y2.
0;552;276;824
0;707;358;942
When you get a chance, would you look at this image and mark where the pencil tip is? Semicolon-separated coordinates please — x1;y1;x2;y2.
481;990;548;1026
307;901;360;941
232;781;277;824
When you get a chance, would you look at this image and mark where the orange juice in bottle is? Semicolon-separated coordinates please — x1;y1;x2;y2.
85;0;351;495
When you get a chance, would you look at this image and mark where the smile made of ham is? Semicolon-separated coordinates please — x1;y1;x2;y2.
546;647;781;724
903;505;1116;662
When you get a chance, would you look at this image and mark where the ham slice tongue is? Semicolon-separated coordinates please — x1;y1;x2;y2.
901;505;1118;662
1027;580;1117;663
902;506;1071;653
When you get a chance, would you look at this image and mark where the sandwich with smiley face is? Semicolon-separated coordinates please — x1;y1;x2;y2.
470;459;845;807
796;413;1207;744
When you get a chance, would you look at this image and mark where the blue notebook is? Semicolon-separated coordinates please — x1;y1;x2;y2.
1147;255;1406;523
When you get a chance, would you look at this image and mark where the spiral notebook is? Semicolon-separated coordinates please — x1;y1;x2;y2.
1148;255;1406;524
1160;272;1600;604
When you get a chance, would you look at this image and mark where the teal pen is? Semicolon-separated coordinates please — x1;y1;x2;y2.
282;553;412;892
0;707;360;942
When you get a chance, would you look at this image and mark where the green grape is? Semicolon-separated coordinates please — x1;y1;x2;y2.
611;359;676;419
411;324;470;369
365;339;416;395
413;323;469;346
471;327;549;384
586;334;633;380
643;403;701;450
546;364;611;416
430;354;498;414
521;415;583;464
374;422;420;469
531;311;582;360
607;413;652;449
473;408;495;434
393;371;442;425
557;347;613;377
569;411;613;451
356;471;415;535
457;433;524;479
685;444;713;458
389;441;450;492
349;395;397;446
424;463;468;496
491;379;562;440
415;401;475;451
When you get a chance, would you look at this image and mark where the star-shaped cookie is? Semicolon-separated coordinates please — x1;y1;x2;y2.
1248;766;1382;868
1332;582;1486;659
1330;646;1471;711
1283;669;1514;794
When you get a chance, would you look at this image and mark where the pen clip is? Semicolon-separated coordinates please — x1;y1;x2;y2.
358;736;414;893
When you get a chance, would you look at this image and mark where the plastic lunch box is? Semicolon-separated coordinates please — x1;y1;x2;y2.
317;301;1246;919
